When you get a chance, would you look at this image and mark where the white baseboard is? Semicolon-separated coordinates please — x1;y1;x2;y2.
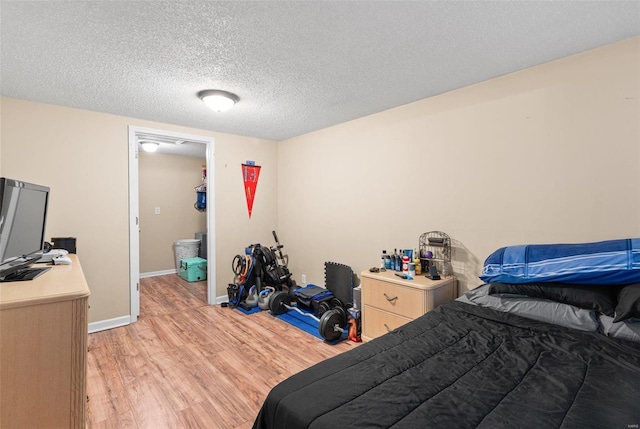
215;295;228;304
140;269;177;278
88;315;131;334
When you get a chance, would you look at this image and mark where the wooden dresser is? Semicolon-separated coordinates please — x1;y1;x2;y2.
361;269;456;342
0;255;90;428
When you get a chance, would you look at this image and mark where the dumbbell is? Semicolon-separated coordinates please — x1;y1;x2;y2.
318;305;347;342
269;291;347;341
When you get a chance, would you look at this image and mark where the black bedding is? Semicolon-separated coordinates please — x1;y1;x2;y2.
253;301;640;429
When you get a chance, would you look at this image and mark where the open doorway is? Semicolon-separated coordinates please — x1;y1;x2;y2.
128;126;215;323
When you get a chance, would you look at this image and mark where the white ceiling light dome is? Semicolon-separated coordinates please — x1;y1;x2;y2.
198;89;239;112
140;141;159;152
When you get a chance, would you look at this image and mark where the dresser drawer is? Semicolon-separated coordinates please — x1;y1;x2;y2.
362;278;424;319
362;305;412;339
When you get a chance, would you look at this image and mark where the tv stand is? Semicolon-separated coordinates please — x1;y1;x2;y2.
1;254;90;428
0;266;51;282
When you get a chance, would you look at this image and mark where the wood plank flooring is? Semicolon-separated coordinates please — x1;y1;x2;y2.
87;275;358;428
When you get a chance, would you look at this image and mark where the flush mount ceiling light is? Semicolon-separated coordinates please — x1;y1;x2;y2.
140;141;159;152
198;89;239;112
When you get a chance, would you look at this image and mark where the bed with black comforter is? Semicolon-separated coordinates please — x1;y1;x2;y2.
253;300;640;429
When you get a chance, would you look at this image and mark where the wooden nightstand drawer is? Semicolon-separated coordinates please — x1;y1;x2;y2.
362;305;412;340
360;270;456;342
362;278;424;319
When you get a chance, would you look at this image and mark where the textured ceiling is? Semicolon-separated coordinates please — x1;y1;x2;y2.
2;1;639;147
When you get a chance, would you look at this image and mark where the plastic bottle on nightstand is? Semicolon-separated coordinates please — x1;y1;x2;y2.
414;249;422;275
381;250;388;269
402;254;410;274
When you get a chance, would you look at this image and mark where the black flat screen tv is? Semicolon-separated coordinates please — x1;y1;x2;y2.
0;178;51;282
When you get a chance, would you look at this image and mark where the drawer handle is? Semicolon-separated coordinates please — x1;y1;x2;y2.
384;323;399;334
383;293;398;303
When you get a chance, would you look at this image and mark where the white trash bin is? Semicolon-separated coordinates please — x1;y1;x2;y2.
173;239;201;272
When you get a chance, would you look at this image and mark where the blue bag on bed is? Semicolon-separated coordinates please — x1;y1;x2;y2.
480;238;640;285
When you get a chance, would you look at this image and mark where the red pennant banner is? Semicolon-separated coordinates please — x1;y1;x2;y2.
242;164;261;218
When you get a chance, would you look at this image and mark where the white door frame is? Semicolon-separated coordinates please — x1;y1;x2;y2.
128;125;216;323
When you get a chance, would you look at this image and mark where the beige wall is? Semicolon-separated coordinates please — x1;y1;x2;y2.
0;98;278;323
277;37;640;295
139;152;207;273
0;101;3;171
2;37;638;324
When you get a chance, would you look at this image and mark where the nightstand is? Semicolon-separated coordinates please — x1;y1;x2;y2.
360;269;456;342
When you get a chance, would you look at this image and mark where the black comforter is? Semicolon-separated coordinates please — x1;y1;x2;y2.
253;301;640;429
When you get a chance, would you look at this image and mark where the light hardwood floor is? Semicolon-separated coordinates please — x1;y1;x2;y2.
87;275;358;429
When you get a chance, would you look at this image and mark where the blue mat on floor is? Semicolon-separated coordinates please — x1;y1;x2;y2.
233;302;346;343
274;306;347;344
235;305;261;315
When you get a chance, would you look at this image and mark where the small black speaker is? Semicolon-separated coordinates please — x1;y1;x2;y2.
52;237;76;254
